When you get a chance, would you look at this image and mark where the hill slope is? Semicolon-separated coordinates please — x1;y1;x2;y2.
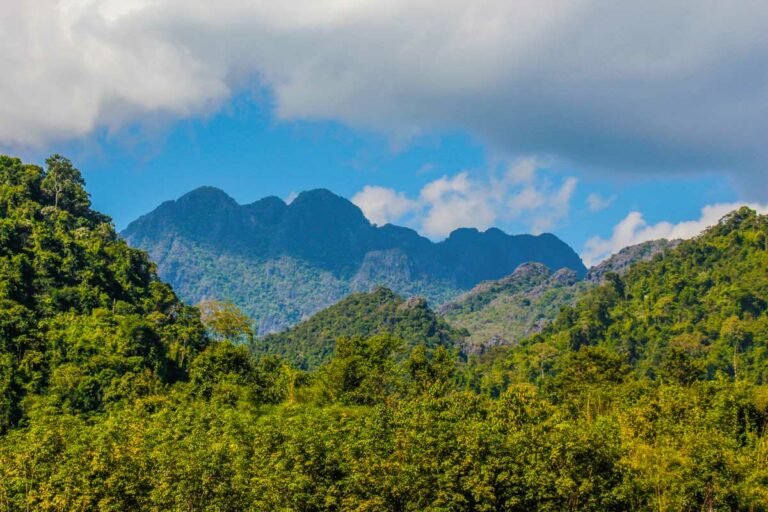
515;207;768;382
441;239;678;353
255;287;465;369
0;155;207;430
122;187;586;333
441;264;587;353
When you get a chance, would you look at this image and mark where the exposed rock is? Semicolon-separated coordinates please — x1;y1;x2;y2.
399;296;429;311
548;268;579;287
586;239;681;283
123;187;586;332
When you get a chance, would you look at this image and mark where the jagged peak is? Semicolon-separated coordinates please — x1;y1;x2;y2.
176;186;238;207
285;188;370;225
445;227;481;241
512;261;552;275
289;188;350;208
246;195;286;208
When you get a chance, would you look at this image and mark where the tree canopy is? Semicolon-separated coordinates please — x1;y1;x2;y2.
1;156;767;511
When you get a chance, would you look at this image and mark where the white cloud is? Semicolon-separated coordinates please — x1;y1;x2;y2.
582;202;768;266
534;177;577;233
586;193;615;212
351;185;419;226
1;1;767;193
353;159;577;238
419;173;498;237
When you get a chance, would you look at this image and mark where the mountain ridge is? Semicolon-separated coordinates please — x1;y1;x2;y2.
123;186;586;333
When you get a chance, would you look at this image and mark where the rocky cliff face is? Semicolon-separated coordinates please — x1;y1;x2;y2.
441;263;589;353
585;239;681;283
123;187;586;333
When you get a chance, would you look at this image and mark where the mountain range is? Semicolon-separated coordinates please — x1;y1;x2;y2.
4;154;768;510
251;239;679;368
122;186;586;334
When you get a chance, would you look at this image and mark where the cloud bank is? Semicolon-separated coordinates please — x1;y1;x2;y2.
352;159;577;238
582;202;768;266
2;1;767;193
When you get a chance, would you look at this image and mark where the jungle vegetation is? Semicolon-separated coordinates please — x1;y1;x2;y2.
0;155;767;511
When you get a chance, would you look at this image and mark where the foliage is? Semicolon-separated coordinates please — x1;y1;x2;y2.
198;299;254;344
442;240;678;354
1;156;768;510
255;287;466;369
529;207;768;383
0;155;207;431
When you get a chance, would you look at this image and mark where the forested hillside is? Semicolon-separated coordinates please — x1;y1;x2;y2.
1;156;767;511
536;207;768;381
441;240;677;353
464;208;768;389
256;286;466;369
122;187;586;334
0;155;207;432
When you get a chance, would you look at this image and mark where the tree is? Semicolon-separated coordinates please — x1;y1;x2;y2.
198;300;254;345
405;345;454;396
320;334;402;405
40;154;89;213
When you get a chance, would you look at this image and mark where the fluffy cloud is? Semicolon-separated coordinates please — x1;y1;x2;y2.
582;202;768;266
353;160;577;238
419;173;499;237
351;186;419;226
2;1;767;193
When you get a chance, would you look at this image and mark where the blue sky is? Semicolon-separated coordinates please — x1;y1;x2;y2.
23;97;738;262
3;1;767;265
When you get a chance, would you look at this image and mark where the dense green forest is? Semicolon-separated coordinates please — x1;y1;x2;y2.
1;155;767;511
256;286;466;369
481;207;768;386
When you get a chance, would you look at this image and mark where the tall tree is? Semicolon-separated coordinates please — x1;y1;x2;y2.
40;154;89;213
198;300;254;345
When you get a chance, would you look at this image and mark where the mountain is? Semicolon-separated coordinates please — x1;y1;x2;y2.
441;264;587;353
2;155;766;510
255;286;465;369
441;239;678;353
122;187;586;334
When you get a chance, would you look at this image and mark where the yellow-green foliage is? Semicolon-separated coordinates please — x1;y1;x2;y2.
535;207;768;383
1;156;768;511
0;155;207;431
